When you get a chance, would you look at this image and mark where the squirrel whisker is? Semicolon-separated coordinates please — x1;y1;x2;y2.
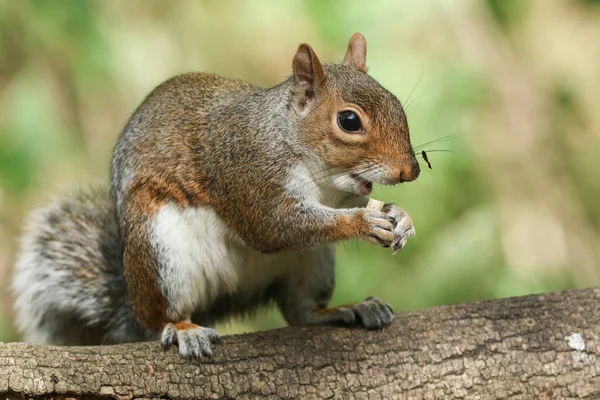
413;131;462;151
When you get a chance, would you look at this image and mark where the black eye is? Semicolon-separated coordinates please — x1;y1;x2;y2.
337;110;363;133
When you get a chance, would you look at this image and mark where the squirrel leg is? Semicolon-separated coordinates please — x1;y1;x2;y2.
276;246;394;330
122;186;221;359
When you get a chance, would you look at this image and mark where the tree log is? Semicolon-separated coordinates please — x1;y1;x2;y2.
1;288;599;399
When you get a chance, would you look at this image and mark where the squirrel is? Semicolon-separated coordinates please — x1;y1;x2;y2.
12;33;420;359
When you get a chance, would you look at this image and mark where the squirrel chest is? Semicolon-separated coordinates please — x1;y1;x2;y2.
150;204;292;319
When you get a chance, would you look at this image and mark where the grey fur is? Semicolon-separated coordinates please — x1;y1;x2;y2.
276;246;337;326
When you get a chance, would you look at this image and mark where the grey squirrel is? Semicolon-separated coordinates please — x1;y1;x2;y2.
12;33;420;359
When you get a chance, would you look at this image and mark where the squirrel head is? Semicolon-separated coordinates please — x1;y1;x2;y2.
290;33;420;196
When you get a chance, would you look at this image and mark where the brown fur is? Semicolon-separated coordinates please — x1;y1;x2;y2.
312;303;358;316
173;321;200;331
121;218;169;330
121;184;176;330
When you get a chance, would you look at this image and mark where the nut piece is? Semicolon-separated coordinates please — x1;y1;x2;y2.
366;198;385;211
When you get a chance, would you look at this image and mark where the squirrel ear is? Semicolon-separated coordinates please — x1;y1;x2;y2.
343;33;367;72
292;43;326;110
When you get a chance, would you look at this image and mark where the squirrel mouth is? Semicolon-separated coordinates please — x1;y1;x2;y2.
352;175;373;195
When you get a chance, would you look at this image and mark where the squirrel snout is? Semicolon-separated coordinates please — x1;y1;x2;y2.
391;157;420;183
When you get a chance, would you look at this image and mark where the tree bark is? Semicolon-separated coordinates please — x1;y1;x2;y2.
1;288;599;400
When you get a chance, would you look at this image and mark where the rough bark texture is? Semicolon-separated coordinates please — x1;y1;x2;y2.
1;288;599;400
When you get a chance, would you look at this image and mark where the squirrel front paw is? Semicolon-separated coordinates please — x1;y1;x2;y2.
382;203;416;254
356;209;396;247
161;322;220;359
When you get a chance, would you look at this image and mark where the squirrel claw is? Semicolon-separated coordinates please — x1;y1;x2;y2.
383;203;415;254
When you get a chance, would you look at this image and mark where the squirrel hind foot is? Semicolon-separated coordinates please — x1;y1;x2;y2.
161;322;220;359
312;296;394;330
351;296;395;329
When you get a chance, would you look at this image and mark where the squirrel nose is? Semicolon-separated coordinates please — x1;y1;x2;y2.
400;162;420;182
394;157;420;183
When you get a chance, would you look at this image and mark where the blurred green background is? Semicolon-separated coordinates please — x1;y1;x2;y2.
1;0;600;341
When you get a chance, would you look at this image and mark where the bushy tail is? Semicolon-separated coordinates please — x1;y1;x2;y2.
12;186;153;345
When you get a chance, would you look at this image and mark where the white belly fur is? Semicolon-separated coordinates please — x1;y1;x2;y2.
149;204;285;320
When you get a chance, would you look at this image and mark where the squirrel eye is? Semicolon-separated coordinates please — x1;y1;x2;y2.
337;110;363;133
